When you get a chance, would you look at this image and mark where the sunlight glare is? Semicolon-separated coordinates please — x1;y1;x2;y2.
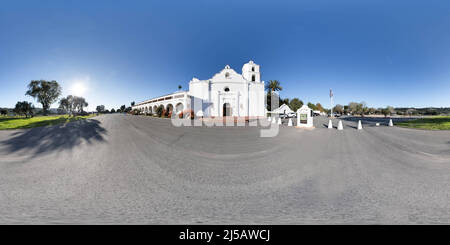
70;82;87;96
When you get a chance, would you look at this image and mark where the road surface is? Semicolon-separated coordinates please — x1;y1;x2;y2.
0;114;449;224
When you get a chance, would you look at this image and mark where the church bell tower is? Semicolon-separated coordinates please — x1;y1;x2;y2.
242;60;261;82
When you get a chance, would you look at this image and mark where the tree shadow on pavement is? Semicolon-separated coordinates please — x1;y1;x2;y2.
1;119;107;158
341;116;388;127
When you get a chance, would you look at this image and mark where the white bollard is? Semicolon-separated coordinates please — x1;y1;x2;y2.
278;118;282;125
268;116;271;122
337;120;344;130
272;117;276;124
357;120;362;130
388;119;393;127
288;118;293;126
328;119;333;129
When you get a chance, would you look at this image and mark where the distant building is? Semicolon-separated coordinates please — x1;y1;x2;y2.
270;103;294;115
313;110;326;116
132;61;265;117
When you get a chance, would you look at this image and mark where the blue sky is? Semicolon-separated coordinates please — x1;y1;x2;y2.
1;0;449;111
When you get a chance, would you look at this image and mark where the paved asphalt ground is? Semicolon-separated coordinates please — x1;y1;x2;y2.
0;114;449;224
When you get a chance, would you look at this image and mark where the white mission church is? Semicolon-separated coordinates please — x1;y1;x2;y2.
132;60;266;118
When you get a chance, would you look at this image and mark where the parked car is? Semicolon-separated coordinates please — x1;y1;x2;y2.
280;112;297;118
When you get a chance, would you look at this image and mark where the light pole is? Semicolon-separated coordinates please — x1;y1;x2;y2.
330;88;334;118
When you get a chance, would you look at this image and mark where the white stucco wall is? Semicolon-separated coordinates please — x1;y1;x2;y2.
189;61;265;117
133;61;265;118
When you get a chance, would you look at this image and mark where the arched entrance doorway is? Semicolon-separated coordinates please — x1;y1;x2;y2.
166;104;173;117
223;103;232;116
175;103;184;114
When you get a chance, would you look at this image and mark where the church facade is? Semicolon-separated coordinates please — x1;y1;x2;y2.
132;60;266;118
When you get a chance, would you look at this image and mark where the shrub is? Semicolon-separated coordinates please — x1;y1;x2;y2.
156;105;164;117
0;108;8;116
14;101;34;118
74;111;89;116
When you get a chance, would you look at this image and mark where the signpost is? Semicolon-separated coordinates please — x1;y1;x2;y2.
296;105;314;128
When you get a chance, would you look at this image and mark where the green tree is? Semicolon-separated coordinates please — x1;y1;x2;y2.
348;102;359;115
96;105;105;113
132;108;141;115
73;96;88;113
265;80;282;93
361;104;370;117
111;108;116;113
14;101;34;118
381;106;395;117
25;80;61;115
266;91;281;111
381;108;390;117
333;104;344;115
289;98;303;112
58;96;74;115
265;80;283;111
406;108;416;116
120;105;126;112
58;95;88;115
315;103;325;112
0;108;8;116
178;85;182;90
354;102;368;117
343;105;349;115
131;101;135;106
156;105;164;117
307;102;317;110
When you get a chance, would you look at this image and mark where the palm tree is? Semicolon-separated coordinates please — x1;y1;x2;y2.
178;85;182;91
265;80;282;93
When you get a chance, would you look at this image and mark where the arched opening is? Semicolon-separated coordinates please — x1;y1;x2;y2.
223;103;232;116
251;75;255;81
251;67;255;72
148;106;152;114
175;103;184;114
156;105;164;117
166;104;173;117
224;87;230;92
153;105;157;115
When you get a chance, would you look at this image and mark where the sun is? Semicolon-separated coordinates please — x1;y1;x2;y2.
70;82;87;96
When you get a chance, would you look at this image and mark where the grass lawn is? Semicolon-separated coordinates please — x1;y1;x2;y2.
396;116;450;130
0;115;96;130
